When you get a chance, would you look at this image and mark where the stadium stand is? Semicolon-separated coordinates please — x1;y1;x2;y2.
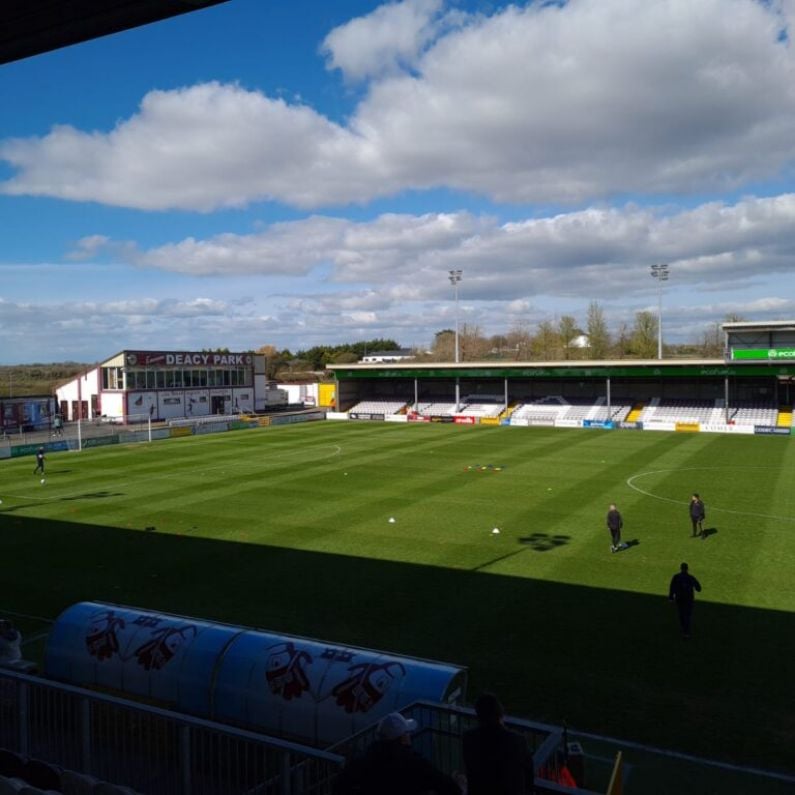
511;396;632;423
639;398;721;425
512;396;569;423
727;400;779;426
415;402;458;416
457;395;505;417
348;399;409;415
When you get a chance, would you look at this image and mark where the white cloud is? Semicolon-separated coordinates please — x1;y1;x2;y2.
3;0;795;210
92;194;795;302
321;0;453;82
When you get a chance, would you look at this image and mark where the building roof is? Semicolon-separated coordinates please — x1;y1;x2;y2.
723;320;795;332
0;0;230;65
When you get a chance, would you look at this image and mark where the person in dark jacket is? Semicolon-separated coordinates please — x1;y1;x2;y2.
332;711;461;795
689;493;706;538
606;503;624;552
668;562;702;638
463;693;534;795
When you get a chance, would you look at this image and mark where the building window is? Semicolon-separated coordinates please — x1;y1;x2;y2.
102;367;123;390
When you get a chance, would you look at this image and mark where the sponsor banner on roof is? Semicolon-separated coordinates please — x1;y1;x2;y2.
124;351;254;367
732;347;795;361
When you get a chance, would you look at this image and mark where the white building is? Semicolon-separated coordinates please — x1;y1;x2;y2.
56;350;267;422
360;349;415;363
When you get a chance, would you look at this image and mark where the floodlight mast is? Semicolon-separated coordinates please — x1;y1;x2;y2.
448;270;463;363
650;263;669;360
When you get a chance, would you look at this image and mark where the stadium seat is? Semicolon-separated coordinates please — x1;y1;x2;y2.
19;761;60;792
0;779;28;795
93;784;140;795
60;771;97;795
0;753;24;780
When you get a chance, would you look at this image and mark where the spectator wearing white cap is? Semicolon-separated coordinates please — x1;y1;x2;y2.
332;711;461;795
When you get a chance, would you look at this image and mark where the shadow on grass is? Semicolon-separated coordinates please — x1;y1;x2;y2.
518;533;571;551
701;527;719;540
0;491;124;513
1;515;793;777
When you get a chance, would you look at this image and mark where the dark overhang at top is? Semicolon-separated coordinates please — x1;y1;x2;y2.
0;0;231;66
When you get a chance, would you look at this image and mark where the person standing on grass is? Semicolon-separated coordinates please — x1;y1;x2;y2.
33;447;45;475
689;493;706;538
606;503;624;553
668;562;702;638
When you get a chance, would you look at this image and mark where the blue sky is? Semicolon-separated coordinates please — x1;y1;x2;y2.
1;0;795;364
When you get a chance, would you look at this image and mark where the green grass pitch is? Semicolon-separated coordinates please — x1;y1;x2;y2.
1;422;794;781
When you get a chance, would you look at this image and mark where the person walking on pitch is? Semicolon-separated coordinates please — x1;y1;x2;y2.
606;503;625;552
689;493;706;538
33;447;45;475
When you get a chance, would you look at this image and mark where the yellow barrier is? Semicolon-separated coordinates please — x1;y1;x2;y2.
170;426;192;438
257;417;271;427
625;403;644;422
319;383;336;408
606;750;623;795
675;422;700;433
480;417;501;426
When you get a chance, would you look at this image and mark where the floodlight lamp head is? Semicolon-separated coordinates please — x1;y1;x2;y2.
448;269;462;285
650;263;669;281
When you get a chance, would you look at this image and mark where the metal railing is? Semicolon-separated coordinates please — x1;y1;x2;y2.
0;669;344;795
328;700;603;794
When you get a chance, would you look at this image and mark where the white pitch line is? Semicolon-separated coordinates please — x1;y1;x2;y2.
571;728;795;784
626;467;795;523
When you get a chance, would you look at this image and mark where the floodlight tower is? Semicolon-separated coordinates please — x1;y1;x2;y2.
650;263;669;360
448;269;463;363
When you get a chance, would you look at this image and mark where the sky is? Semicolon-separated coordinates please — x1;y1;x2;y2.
1;0;795;364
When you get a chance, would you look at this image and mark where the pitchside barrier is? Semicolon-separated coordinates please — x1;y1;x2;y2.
0;410;326;460
326;410;794;438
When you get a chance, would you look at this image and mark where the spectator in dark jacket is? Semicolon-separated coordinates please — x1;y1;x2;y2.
332;711;461;795
669;562;702;638
463;693;534;795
